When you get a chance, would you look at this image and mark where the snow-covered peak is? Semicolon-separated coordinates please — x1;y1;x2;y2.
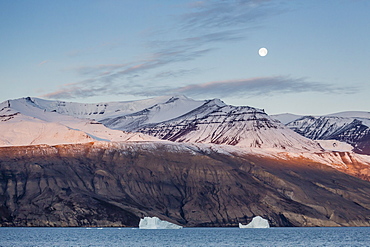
280;111;370;155
143;96;206;124
0;96;331;152
98;96;207;131
208;98;227;107
136;100;322;152
327;111;370;119
0;97;160;146
25;95;203;121
273;111;370;127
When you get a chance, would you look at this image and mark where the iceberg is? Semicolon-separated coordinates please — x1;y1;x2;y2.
139;217;183;229
239;216;270;228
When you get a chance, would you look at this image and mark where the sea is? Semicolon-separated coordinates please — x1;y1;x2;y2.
0;227;369;247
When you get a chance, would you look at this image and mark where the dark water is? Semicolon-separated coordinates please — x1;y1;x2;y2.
1;227;370;247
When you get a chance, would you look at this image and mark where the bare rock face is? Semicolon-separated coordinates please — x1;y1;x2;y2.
134;100;321;152
1;142;370;227
285;116;370;155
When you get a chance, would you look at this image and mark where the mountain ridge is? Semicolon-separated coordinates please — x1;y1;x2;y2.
273;112;370;155
1;95;370;227
0;97;160;146
1;142;370;227
0;96;322;153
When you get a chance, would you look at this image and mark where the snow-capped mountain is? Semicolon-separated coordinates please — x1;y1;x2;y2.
2;96;370;229
99;96;206;131
273;112;370;154
94;96;321;151
0;97;158;146
135;99;321;151
4;95;370;155
30;95;205;122
0;96;323;152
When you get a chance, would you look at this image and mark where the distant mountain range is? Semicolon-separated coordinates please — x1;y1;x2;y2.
1;95;370;227
3;95;369;155
273;111;370;155
0;96;323;152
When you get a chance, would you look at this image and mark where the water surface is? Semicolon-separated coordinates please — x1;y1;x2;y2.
1;227;369;247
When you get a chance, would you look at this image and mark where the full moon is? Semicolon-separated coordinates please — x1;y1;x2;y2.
258;47;268;57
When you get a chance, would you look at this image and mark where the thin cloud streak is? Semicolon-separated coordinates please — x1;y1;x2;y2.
53;1;283;89
180;0;281;31
38;60;50;66
42;76;358;100
42;0;290;101
169;76;358;97
41;47;213;99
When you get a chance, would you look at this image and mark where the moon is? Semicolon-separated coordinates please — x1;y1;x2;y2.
258;47;268;57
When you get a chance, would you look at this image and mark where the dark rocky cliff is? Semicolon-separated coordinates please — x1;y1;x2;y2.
1;142;370;227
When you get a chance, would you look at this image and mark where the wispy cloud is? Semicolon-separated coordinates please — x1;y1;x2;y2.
38;60;50;66
180;0;279;31
43;0;289;100
42;75;358;100
152;68;200;80
168;76;358;97
41;47;212;99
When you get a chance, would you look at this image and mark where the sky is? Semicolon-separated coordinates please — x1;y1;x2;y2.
1;0;369;115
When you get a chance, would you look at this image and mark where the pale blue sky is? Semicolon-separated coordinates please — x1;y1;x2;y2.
1;0;369;115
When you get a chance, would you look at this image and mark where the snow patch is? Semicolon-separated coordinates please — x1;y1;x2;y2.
327;111;370;119
317;140;353;152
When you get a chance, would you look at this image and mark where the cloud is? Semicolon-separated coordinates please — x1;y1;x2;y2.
153;0;284;56
38;60;50;66
42;0;289;100
68;63;130;76
168;76;358;97
42;75;358;100
152;68;200;80
41;47;212;99
180;0;281;31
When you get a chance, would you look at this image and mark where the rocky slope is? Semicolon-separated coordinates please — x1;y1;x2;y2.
274;112;370;155
2;96;322;152
1;142;370;227
135;99;321;151
1;96;370;228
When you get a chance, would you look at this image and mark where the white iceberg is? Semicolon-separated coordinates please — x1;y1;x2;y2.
239;216;270;228
139;217;183;229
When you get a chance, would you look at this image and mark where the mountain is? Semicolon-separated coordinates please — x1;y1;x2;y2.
29;95;206;123
135;99;322;152
1;142;370;227
1;96;370;227
273;112;370;155
13;96;322;152
99;95;206;131
2;96;370;179
0;97;158;146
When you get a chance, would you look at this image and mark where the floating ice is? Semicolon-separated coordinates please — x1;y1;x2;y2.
139;217;183;229
239;216;270;228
